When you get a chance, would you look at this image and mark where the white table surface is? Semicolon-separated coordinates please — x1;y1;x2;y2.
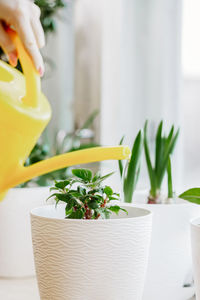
0;277;39;300
0;277;196;300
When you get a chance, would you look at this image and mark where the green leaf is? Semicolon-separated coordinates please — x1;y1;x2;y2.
49;186;60;192
55;180;70;189
157;128;179;188
104;186;113;196
72;169;93;182
167;157;173;198
118;136;125;178
67;209;84;219
166;125;174;146
65;198;77;215
48;192;77;205
77;186;86;195
65;207;73;216
108;205;128;215
92;172;101;182
68;191;82;198
97;208;111;219
124;130;143;203
107;195;120;201
179;188;200;204
88;188;103;194
87;200;99;209
144;121;157;197
155;121;163;173
96;172;115;184
89;195;102;201
55;193;72;202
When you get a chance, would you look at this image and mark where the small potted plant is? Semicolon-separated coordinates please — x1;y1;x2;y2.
0;111;99;278
179;188;200;300
31;168;152;300
120;121;200;300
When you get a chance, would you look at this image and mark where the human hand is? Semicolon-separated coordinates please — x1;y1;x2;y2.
0;0;45;76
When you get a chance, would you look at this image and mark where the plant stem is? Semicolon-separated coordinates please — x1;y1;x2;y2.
147;191;160;204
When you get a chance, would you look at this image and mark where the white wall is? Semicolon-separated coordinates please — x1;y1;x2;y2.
101;0;183;189
101;0;182;145
42;2;74;144
74;0;103;138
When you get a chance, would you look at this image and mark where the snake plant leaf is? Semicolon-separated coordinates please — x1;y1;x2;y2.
157;128;179;187
144;120;179;201
155;121;163;174
167;157;173;198
144;121;157;196
164;128;179;160
166;125;174;146
179;188;200;204
118;136;125;178
124;130;143;203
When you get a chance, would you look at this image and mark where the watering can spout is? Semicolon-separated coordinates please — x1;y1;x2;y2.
0;146;130;194
0;32;130;200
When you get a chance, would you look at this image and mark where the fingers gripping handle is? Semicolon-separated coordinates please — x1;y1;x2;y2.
7;29;41;107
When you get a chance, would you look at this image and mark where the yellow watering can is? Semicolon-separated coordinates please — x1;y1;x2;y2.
0;31;130;198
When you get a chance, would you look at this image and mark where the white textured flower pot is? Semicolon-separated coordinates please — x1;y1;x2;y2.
133;191;200;300
191;217;200;300
0;187;49;278
31;204;152;300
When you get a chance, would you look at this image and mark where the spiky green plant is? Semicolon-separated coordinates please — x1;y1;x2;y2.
119;130;143;203
144;120;179;204
48;168;127;219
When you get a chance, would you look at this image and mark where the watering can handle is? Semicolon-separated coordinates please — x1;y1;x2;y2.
7;29;41;107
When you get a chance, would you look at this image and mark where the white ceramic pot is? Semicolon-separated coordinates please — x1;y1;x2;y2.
31;204;152;300
133;190;200;300
191;217;200;300
0;187;50;278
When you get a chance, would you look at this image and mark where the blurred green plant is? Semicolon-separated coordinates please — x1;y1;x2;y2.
144;120;179;204
19;110;99;187
35;0;66;34
119;130;143;203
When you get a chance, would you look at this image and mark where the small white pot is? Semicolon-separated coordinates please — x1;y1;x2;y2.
31;204;152;300
0;187;50;277
133;191;200;300
191;217;200;300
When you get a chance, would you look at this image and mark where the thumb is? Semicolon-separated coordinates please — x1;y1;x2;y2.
0;22;17;67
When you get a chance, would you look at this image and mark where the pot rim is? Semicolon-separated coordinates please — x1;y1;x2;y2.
30;204;152;223
190;216;200;227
